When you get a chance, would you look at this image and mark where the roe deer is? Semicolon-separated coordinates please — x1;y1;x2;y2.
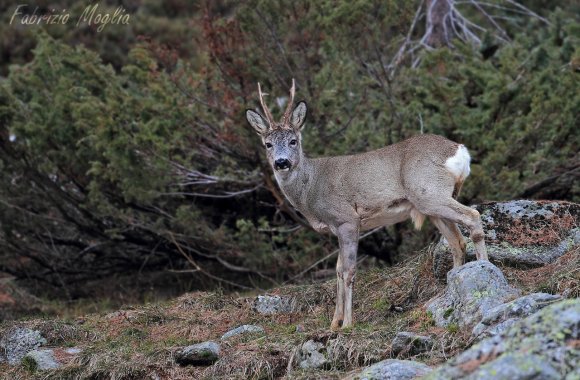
246;80;488;330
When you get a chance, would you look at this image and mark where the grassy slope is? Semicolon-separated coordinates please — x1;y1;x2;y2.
1;246;578;379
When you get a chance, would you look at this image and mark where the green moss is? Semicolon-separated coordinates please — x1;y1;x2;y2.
472;290;492;299
447;323;459;334
372;298;390;312
20;356;38;373
443;308;454;319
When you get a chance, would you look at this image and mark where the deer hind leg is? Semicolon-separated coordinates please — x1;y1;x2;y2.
419;198;488;261
431;216;467;267
331;222;359;330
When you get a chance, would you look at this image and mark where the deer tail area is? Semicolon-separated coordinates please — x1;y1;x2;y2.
411;208;426;230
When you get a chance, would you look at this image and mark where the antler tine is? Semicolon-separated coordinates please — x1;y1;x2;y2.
258;82;275;126
283;78;296;125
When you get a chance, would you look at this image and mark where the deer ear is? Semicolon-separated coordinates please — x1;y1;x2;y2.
291;101;307;130
246;109;269;135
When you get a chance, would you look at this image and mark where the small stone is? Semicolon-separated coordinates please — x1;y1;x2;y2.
23;349;60;370
391;332;434;356
0;327;47;365
252;295;293;315
221;325;264;340
358;359;432;380
175;341;220;366
298;340;328;369
295;324;305;333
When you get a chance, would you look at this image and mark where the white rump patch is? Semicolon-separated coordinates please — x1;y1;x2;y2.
445;145;471;181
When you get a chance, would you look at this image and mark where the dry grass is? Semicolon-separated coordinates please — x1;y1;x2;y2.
501;245;580;297
1;242;578;379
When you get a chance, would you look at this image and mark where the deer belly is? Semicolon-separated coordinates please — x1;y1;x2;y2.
359;202;413;230
307;217;331;233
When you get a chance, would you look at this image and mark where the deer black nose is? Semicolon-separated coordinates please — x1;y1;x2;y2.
274;158;291;170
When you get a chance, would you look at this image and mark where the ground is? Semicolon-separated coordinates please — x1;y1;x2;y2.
1;243;577;379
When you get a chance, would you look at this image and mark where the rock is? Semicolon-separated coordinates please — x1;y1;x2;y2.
252;295;294;315
565;368;580;380
427;261;520;328
472;292;561;338
391;332;434;356
357;359;432;380
433;200;579;278
0;327;47;365
298;339;328;370
20;347;81;371
22;349;60;370
175;341;220;366
424;299;580;379
221;325;264;340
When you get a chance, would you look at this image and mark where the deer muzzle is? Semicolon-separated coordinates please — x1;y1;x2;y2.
274;158;291;171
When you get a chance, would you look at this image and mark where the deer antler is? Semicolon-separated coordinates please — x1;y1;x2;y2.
283;78;296;126
258;82;275;127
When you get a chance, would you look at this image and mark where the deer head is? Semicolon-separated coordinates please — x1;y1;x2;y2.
246;79;307;173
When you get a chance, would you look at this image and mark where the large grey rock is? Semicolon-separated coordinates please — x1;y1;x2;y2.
565;368;580;380
427;261;520;328
252;295;294;315
473;292;561;338
433;201;579;278
23;349;60;370
0;327;47;365
221;324;264;340
357;359;432;380
298;339;328;370
174;341;220;366
425;299;580;379
391;332;434;356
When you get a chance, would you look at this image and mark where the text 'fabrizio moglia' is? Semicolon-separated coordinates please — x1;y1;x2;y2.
10;4;130;32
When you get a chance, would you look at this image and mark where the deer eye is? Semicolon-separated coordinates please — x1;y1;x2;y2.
289;139;297;146
265;142;273;149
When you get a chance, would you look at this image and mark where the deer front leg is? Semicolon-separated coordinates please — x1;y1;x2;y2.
331;254;345;330
331;222;359;330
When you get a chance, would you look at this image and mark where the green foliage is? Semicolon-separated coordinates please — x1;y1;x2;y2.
0;1;578;298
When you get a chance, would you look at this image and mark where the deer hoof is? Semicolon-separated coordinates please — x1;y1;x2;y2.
330;319;343;331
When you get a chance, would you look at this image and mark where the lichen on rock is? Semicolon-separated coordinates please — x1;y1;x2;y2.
427;261;520;328
433;201;579;278
0;327;47;366
425;299;580;379
472;292;561;338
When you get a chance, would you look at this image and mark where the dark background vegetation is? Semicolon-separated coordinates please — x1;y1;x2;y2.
0;0;578;313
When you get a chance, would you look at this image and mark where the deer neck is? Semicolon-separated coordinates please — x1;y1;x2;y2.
273;155;314;210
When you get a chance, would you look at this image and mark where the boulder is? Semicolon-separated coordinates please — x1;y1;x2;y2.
356;359;432;380
221;324;264;340
298;339;328;370
252;295;294;315
175;341;220;366
472;292;561;338
0;327;47;365
391;332;434;356
433;200;579;278
427;261;520;328
424;299;580;379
